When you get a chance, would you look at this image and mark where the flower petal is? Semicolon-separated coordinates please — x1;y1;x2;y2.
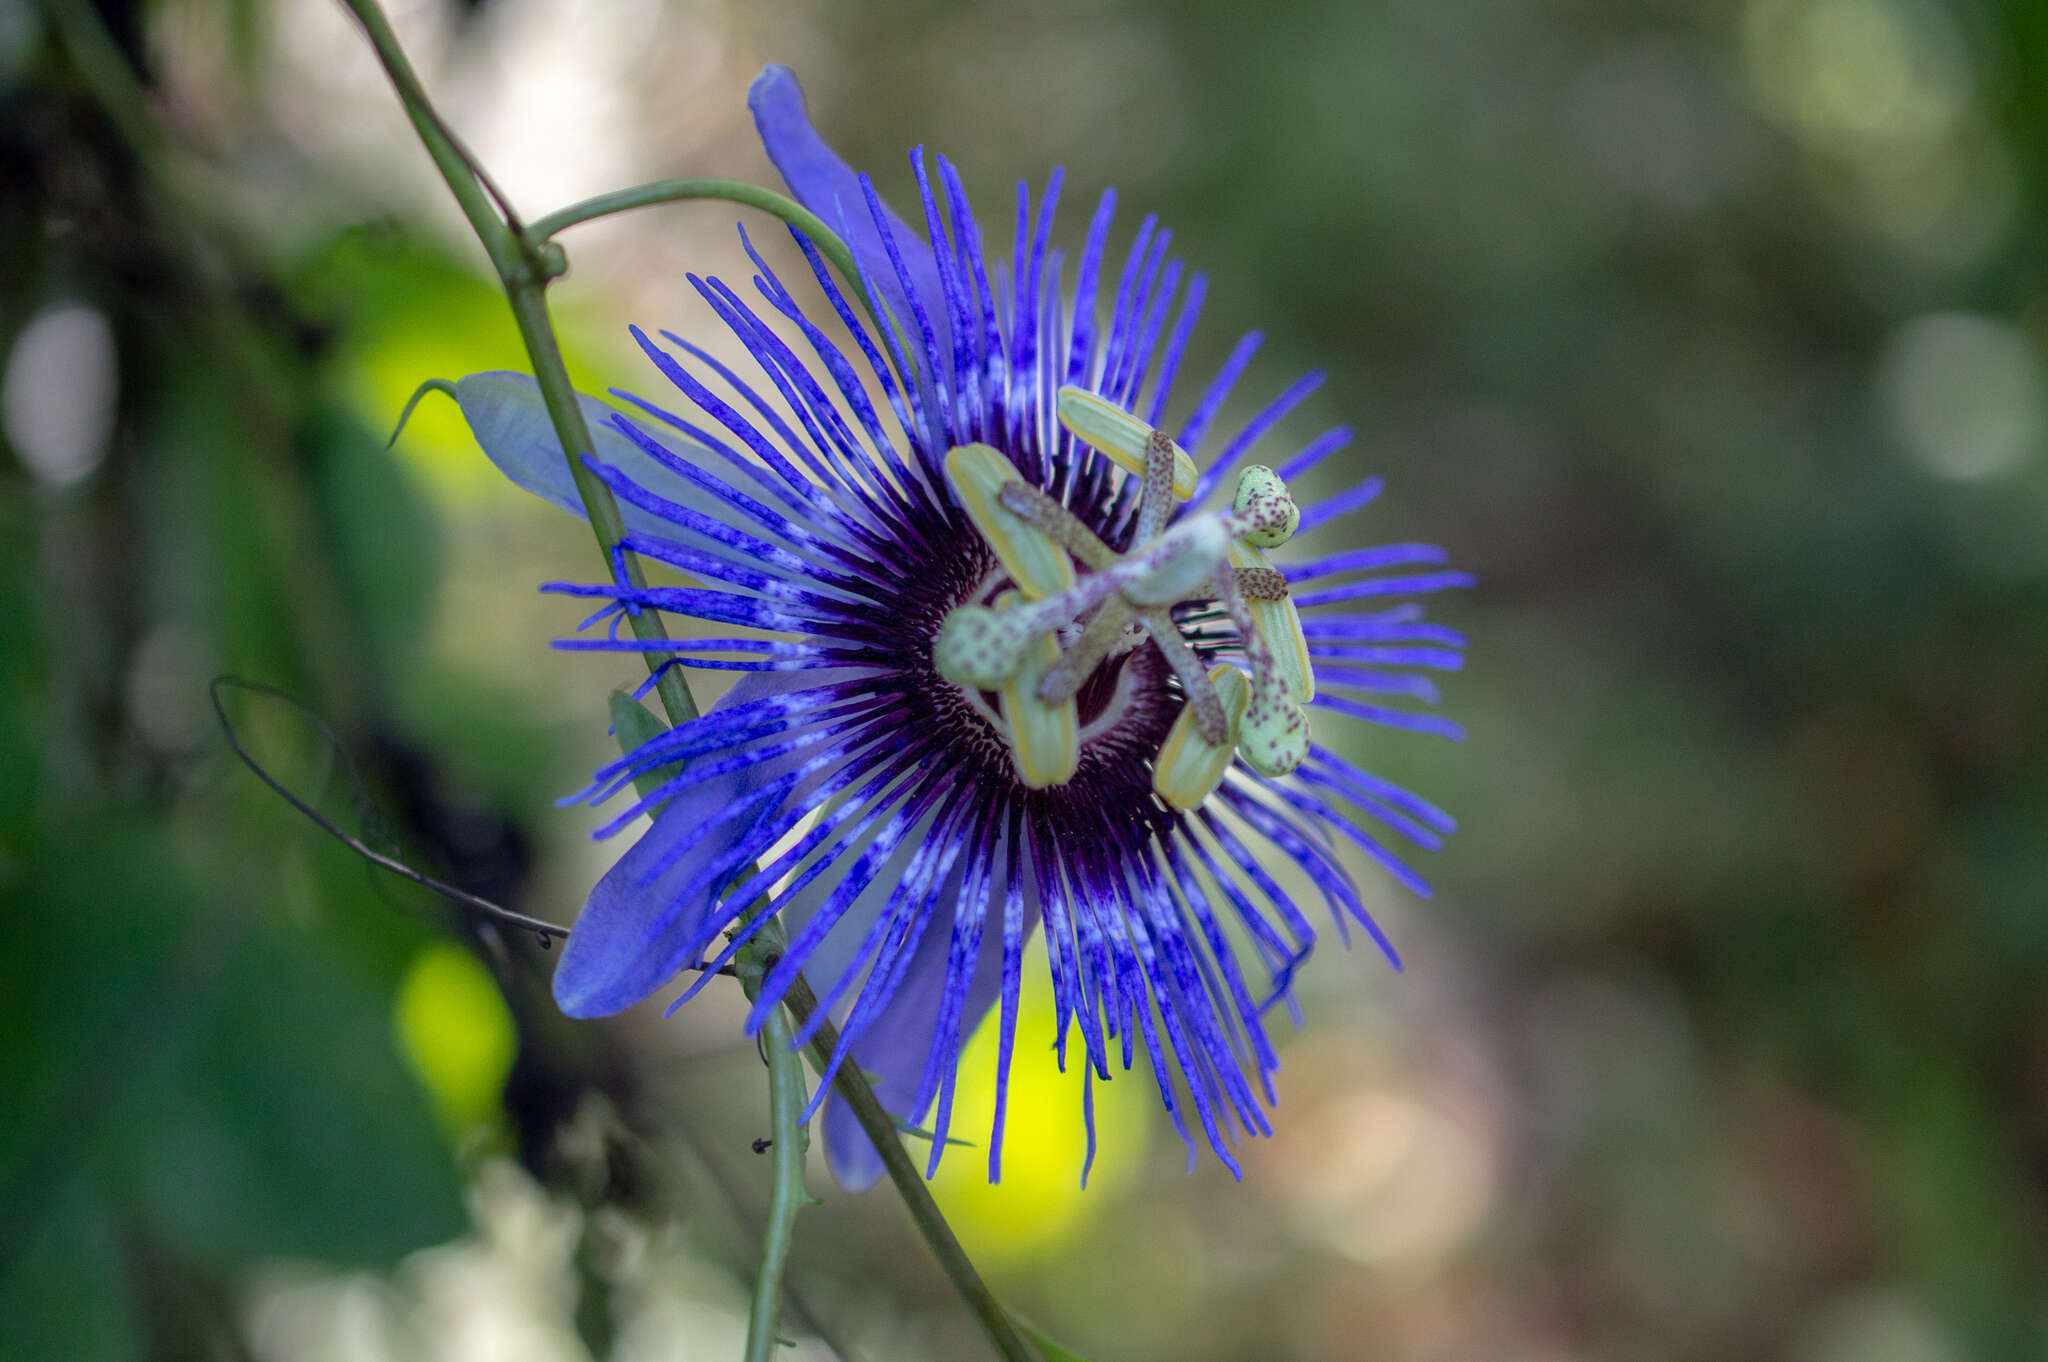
553;672;814;1018
746;66;950;364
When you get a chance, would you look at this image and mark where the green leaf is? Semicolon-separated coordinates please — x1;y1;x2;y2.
609;688;685;803
454;372;712;538
892;1116;975;1150
0;822;187;1176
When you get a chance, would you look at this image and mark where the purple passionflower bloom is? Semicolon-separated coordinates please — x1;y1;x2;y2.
459;66;1470;1190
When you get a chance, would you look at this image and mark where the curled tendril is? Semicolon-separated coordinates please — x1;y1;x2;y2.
208;675;571;949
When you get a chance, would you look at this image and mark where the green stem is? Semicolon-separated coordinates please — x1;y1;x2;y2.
498;284;699;728
534;179;851;284
740;926;811;1362
611;705;821;1356
335;0;519;277
336;0;697;730
532;178;909;383
780;977;1035;1362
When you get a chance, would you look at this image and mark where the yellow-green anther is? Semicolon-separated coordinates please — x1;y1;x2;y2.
1153;664;1250;809
932;604;1031;689
1228;540;1313;703
1237;689;1310;778
1211;540;1312;778
1232;465;1299;548
1056;386;1198;502
995;592;1078;788
945;443;1077;600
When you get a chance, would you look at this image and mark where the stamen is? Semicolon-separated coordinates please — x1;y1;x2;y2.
995;592;1078;788
1235;565;1289;601
996;495;1228;736
1135;425;1179;545
1153;664;1250;809
1057;386;1198;501
980;515;1227;626
1238;695;1309;779
996;482;1118;570
946;443;1076;600
1143;612;1230;744
1227;540;1314;703
933;416;1311;791
1214;562;1309;777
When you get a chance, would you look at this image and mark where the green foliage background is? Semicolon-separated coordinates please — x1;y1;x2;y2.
3;0;2047;1359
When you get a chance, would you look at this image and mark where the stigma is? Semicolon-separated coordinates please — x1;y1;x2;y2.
930;386;1314;806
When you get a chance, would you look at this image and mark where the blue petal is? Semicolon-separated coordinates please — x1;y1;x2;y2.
746;66;951;367
552;672;812;1018
821;1095;886;1192
1189;367;1323;506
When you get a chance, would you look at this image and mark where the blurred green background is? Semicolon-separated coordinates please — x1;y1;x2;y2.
5;0;2047;1358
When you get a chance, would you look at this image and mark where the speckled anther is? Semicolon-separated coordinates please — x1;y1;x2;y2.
997;482;1119;571
1215;560;1310;776
1228;540;1313;703
1235;565;1290;601
1232;464;1300;548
